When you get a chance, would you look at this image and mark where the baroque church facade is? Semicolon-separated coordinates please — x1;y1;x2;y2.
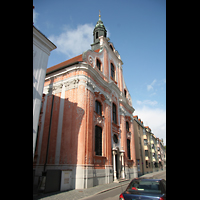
33;13;138;190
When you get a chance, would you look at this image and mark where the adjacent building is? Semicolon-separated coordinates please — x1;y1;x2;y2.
33;14;137;192
133;116;166;176
33;25;56;159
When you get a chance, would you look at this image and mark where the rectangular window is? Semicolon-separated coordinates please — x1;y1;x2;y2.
126;121;129;132
111;63;115;80
95;126;102;156
96;59;101;71
144;139;148;146
124;89;127;97
127;139;131;159
112;103;117;124
146;160;148;168
95;100;102;116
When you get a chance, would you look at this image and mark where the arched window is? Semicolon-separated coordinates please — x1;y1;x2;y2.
111;63;115;80
95;125;102;156
95;100;102;116
96;59;101;71
127;139;131;159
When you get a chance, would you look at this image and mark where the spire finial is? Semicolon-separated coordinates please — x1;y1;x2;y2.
99;10;101;21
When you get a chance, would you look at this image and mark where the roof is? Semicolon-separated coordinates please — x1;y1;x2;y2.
46;54;83;75
33;25;57;50
46;48;100;75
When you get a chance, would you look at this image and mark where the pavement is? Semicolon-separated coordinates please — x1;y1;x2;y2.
33;170;166;200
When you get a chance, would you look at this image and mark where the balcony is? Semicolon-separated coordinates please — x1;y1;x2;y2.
151;140;154;144
145;156;149;160
151;149;155;153
143;135;147;139
152;157;156;162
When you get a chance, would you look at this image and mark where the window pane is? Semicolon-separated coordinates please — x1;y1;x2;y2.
95;126;102;156
112;103;117;124
95;101;102;116
111;63;115;80
96;59;101;70
127;139;131;159
127;180;162;194
126;121;129;131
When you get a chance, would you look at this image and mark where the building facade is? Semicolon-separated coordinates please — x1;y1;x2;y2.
33;14;137;191
33;25;56;159
157;138;166;170
133;116;166;176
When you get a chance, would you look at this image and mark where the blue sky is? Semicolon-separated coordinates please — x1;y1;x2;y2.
33;0;166;145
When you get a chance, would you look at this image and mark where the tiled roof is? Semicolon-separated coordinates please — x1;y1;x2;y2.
46;49;100;75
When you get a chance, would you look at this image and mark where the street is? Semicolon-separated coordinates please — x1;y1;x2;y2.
82;183;129;200
82;171;166;200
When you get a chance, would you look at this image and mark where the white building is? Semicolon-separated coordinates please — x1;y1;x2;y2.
33;25;56;159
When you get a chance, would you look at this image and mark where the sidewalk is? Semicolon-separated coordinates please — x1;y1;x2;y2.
33;179;130;200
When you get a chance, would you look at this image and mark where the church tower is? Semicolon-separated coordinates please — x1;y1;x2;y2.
91;11;107;51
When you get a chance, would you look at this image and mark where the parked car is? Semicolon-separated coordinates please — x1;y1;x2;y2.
119;178;166;200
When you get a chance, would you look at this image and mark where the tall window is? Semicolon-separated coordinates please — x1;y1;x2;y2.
95;100;102;116
126;121;129;132
95;126;102;156
96;59;101;71
124;89;127;97
127;139;131;159
112;103;117;124
111;63;115;80
96;32;98;39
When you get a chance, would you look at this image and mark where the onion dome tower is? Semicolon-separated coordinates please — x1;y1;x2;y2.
91;11;107;51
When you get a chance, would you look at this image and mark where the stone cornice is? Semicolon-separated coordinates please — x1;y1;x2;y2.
44;62;135;114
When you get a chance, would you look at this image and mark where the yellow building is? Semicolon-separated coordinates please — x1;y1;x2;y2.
133;116;165;176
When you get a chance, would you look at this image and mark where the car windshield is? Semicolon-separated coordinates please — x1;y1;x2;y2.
126;179;162;194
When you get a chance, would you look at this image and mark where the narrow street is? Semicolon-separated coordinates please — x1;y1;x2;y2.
82;170;166;200
81;183;129;200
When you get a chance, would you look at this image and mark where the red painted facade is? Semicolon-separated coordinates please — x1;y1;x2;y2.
33;26;137;190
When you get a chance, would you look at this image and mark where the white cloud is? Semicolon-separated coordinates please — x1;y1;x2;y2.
147;79;157;91
136;100;158;106
134;105;166;145
147;85;153;91
49;24;94;58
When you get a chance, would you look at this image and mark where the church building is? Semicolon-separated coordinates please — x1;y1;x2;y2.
33;13;138;191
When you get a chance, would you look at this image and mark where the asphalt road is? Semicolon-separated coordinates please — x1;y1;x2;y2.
82;171;166;200
82;183;129;200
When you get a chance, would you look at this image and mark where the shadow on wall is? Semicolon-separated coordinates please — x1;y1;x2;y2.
33;79;85;193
